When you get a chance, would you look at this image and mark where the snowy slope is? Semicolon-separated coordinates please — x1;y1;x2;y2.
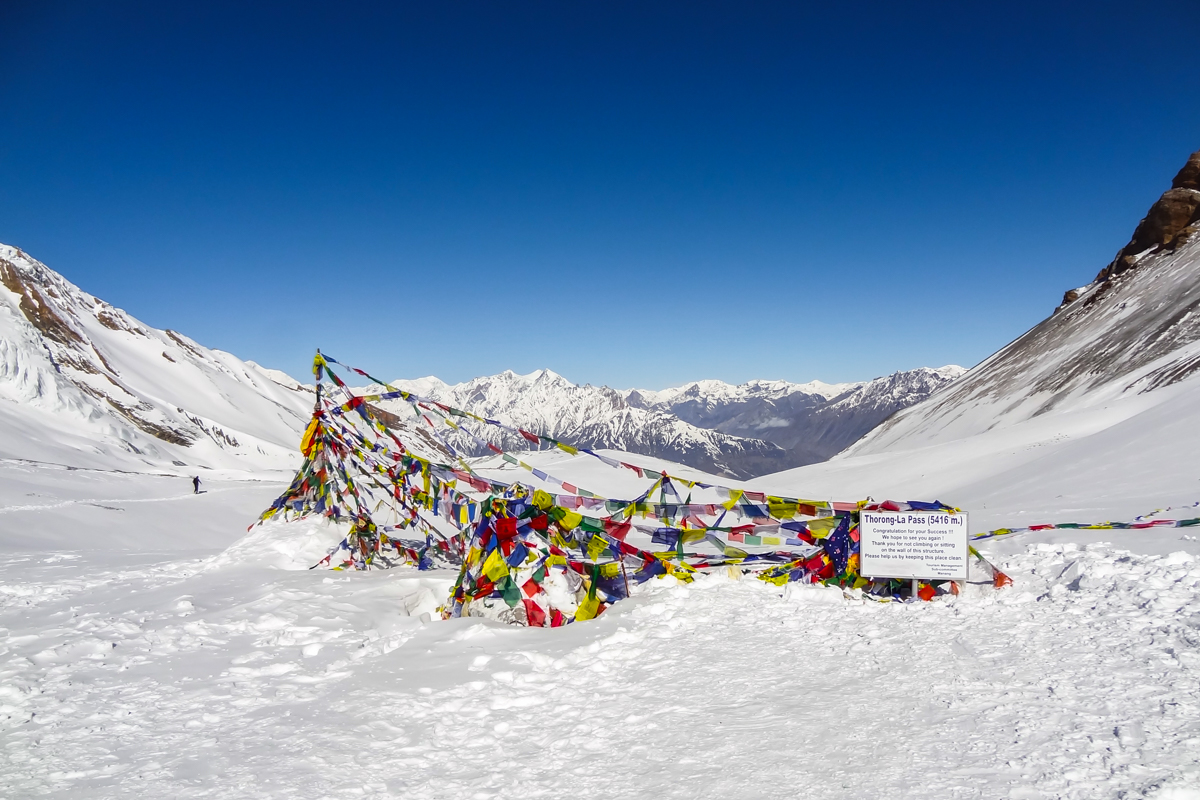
753;372;1200;536
3;465;1199;799
383;365;961;479
0;243;313;475
0;240;956;481
850;149;1200;457
7;147;1200;798
751;148;1200;533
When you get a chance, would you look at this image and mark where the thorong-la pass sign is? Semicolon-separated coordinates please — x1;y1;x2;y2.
859;511;969;581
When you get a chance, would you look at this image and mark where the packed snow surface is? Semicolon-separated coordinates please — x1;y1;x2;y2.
3;458;1200;799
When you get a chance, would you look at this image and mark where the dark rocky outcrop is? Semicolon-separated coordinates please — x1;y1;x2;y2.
1;257;85;345
1094;150;1200;283
1060;149;1200;309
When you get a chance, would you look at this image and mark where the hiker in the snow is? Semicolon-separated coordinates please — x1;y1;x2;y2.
192;476;201;494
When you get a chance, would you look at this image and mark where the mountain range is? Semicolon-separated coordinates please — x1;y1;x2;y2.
0;242;960;479
382;365;962;478
13;146;1196;487
3;146;1200;524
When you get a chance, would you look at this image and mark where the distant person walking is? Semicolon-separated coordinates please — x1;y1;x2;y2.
192;476;201;494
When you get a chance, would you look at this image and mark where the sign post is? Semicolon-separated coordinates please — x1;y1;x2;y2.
859;510;969;591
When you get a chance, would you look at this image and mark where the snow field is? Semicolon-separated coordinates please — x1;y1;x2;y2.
0;462;293;553
2;536;1199;798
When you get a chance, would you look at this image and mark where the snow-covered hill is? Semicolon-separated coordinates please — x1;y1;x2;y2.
753;148;1200;528
6;153;1200;800
384;365;961;479
847;148;1200;457
0;240;956;481
0;243;313;475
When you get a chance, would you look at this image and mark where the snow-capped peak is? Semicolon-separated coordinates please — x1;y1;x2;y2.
373;362;961;478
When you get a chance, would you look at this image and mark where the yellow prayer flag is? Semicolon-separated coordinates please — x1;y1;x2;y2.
807;517;839;539
587;535;607;560
482;549;509;583
767;497;798;518
299;417;320;456
574;596;601;622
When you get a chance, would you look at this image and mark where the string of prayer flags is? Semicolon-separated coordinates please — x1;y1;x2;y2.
255;351;995;621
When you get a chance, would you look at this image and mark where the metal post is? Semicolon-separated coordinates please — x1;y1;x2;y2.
912;578;919;600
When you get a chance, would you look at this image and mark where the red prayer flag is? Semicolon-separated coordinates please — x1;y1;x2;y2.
523;599;547;627
495;517;519;540
603;519;631;541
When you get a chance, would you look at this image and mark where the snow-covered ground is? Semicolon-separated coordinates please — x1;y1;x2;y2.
3;449;1200;799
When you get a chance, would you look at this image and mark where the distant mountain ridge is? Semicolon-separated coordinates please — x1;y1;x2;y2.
383;363;963;478
627;366;964;466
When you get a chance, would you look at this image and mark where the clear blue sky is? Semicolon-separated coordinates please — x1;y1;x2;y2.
2;1;1199;388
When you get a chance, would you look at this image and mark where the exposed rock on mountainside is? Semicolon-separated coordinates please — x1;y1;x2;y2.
852;147;1200;457
1064;148;1200;302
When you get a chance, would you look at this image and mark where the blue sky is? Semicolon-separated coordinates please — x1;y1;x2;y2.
2;1;1199;388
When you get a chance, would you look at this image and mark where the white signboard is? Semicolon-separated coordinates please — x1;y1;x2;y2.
859;511;969;581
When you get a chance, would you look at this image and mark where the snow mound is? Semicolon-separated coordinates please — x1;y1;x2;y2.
209;517;350;571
